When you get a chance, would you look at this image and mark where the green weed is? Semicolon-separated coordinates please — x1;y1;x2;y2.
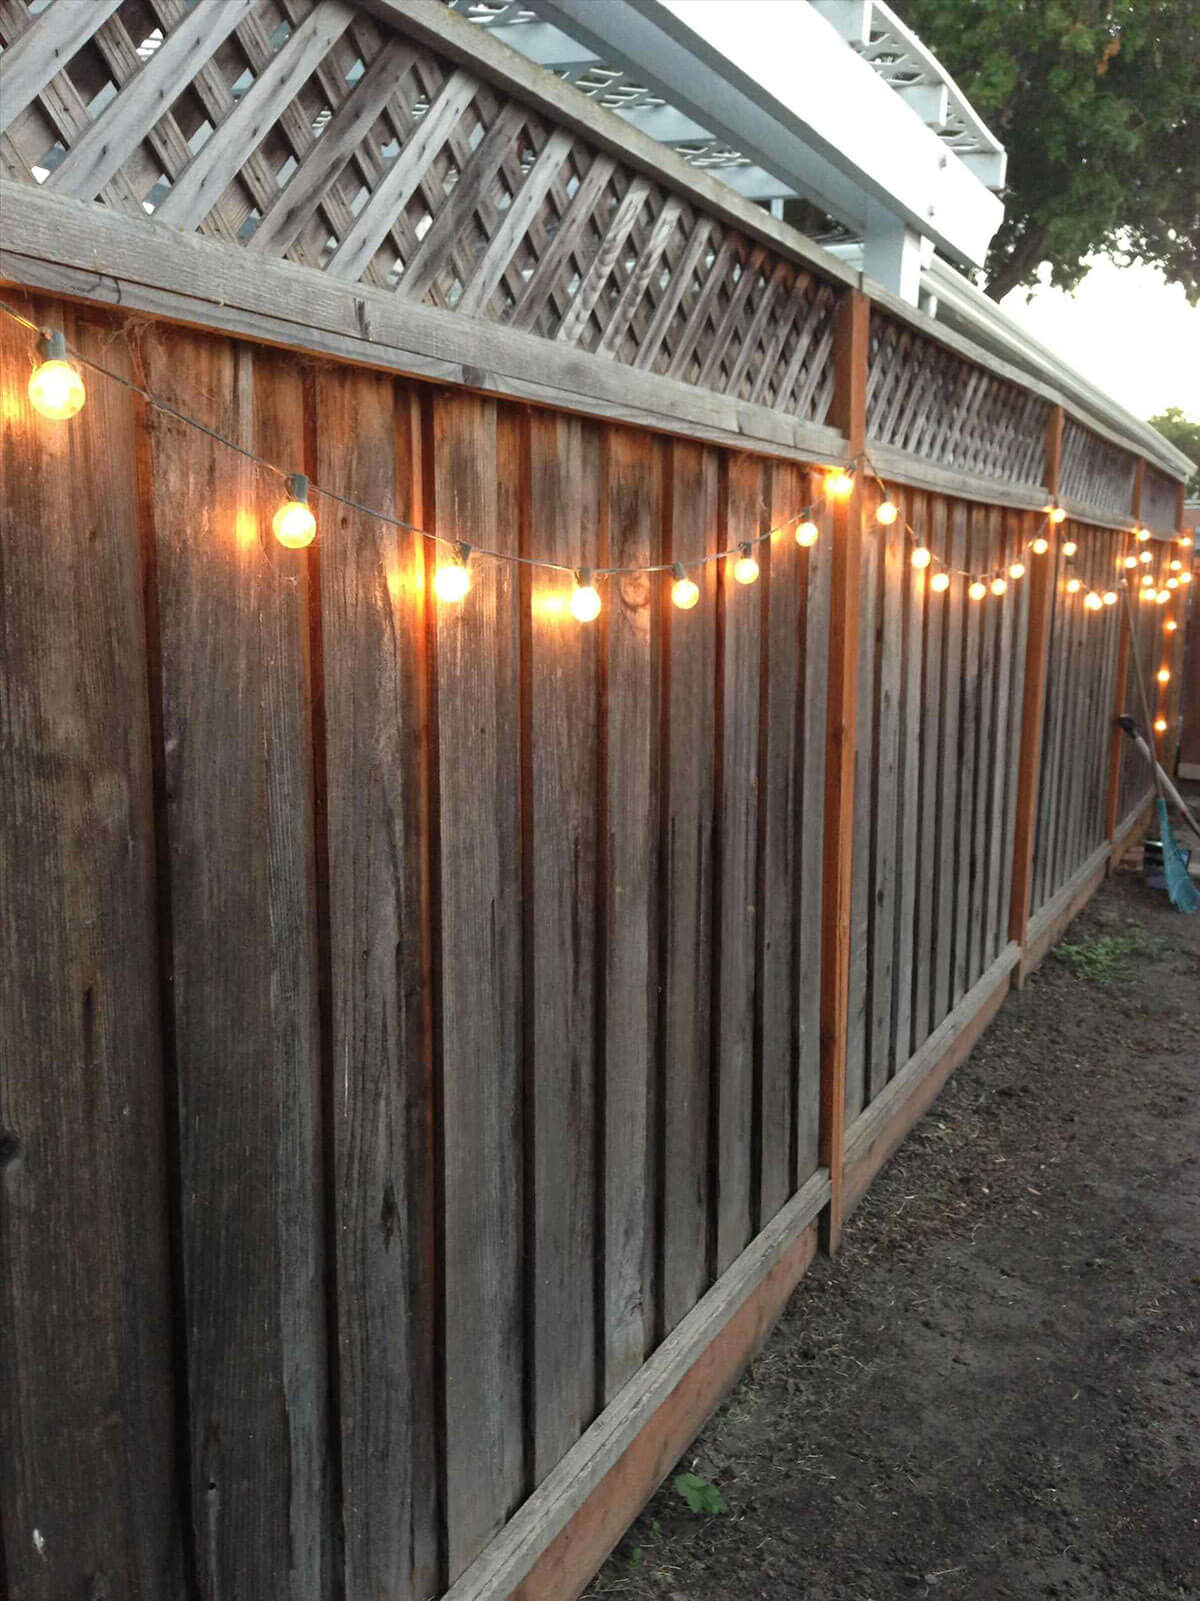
672;1472;727;1515
1055;929;1150;983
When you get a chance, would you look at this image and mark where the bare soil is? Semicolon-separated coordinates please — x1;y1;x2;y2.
587;830;1200;1601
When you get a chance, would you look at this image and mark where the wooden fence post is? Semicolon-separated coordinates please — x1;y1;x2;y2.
818;288;869;1254
1104;459;1141;854
1008;404;1062;980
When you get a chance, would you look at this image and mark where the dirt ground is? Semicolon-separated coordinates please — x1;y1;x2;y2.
587;817;1200;1601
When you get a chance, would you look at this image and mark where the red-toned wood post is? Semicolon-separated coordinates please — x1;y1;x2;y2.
1178;486;1200;781
1164;480;1190;756
1008;404;1062;980
818;288;869;1254
1104;459;1142;853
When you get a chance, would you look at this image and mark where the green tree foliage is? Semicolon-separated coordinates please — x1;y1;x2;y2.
900;2;1200;302
1148;408;1200;494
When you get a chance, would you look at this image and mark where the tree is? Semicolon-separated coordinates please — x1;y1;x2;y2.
900;1;1200;302
1148;409;1200;495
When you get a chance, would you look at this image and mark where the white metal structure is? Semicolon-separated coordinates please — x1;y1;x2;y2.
450;0;1005;298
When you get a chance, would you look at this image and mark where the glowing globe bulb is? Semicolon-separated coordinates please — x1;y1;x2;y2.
1061;539;1077;557
1157;667;1171;685
968;580;987;601
28;355;86;421
911;546;932;569
1139;550;1152;564
1049;506;1067;525
1136;526;1150;542
732;547;760;585
1166;619;1178;633
273;493;316;549
1170;559;1182;572
671;563;699;610
433;561;471;603
1123;555;1139;570
930;572;951;593
1084;591;1102;612
1103;591;1117;606
1156;590;1170;605
1181;570;1193;583
1141;572;1155;587
795;520;818;547
1032;537;1049;556
570;580;602;622
1009;561;1026;580
1181;534;1193;547
826;469;854;501
876;499;898;526
1065;577;1081;594
1154;717;1168;734
991;577;1007;597
1167;577;1179;590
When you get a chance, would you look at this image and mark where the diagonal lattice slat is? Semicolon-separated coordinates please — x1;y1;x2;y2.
1059;418;1137;520
0;0;841;424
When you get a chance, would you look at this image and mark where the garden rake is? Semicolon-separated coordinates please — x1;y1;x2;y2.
1119;582;1199;914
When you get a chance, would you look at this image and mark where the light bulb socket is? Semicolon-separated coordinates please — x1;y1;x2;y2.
671;562;687;582
38;328;68;363
575;567;593;588
739;542;752;559
455;540;472;567
286;472;309;504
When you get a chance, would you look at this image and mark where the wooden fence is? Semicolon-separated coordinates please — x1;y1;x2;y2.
0;4;1191;1600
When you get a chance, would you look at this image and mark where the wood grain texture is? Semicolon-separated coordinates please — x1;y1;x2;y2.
140;327;331;1599
432;391;525;1579
314;368;438;1601
599;426;660;1402
0;298;181;1601
524;410;601;1482
658;441;718;1332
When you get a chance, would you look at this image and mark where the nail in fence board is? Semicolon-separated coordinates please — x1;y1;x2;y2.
142;330;332;1597
432;392;525;1579
314;367;438;1600
0;300;180;1601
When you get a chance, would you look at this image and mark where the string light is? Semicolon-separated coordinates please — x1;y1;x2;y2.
931;572;950;593
1139;550;1152;564
1032;536;1050;555
1009;560;1026;580
273;474;317;549
1156;590;1170;605
1167;577;1179;590
732;543;760;585
1084;591;1103;612
1166;619;1178;633
795;519;818;547
1048;505;1067;525
1061;539;1078;557
28;329;86;420
1135;526;1150;542
570;569;602;622
1170;559;1182;571
968;580;987;601
1103;591;1117;606
911;545;932;569
876;498;898;525
433;542;472;604
991;577;1007;597
1181;534;1194;548
1123;555;1139;570
1065;576;1082;594
1181;570;1193;584
826;468;854;501
1154;717;1168;734
671;562;699;610
1157;666;1171;685
1141;573;1155;587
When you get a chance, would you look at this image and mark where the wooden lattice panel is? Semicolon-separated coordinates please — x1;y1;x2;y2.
1058;417;1136;520
0;0;840;423
1141;463;1179;534
866;312;1049;488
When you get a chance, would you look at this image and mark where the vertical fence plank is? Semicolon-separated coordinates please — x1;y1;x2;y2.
600;427;659;1402
142;329;331;1599
0;302;181;1601
525;411;601;1481
795;472;831;1184
314;368;437;1601
659;440;718;1331
866;488;903;1099
996;509;1031;955
432;392;525;1579
912;493;946;1050
844;475;879;1120
713;454;763;1268
819;288;869;1248
953;503;983;1002
892;487;923;1072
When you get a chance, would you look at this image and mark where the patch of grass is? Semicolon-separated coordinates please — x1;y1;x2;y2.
1055;929;1152;983
672;1471;727;1515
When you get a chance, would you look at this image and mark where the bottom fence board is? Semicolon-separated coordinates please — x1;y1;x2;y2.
441;1170;829;1601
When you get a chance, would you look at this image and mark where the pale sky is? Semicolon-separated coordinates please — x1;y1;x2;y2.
1000;258;1200;425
